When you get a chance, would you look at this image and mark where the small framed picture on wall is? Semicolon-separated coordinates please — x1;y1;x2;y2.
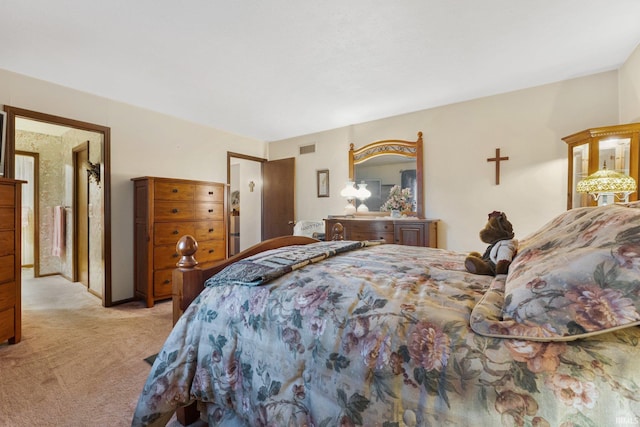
317;169;329;197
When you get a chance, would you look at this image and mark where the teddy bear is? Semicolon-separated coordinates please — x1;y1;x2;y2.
465;211;517;276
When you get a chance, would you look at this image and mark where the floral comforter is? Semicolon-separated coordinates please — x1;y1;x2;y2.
132;242;640;426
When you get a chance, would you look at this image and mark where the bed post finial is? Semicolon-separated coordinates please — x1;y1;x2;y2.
176;235;199;268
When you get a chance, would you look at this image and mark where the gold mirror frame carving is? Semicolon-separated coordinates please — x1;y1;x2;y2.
349;131;424;218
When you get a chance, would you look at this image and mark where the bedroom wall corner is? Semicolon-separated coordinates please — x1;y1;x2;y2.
619;42;640;123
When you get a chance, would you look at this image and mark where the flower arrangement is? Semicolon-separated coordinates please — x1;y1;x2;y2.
380;185;414;212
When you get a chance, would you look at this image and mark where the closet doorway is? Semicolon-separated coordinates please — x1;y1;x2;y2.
227;152;265;255
3;106;113;306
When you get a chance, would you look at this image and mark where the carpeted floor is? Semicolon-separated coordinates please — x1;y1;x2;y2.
0;269;185;426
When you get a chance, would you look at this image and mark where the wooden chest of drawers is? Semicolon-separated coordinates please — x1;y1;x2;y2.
324;217;439;248
0;179;23;344
132;177;226;307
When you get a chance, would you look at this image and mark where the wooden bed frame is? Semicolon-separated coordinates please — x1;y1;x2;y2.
171;234;321;425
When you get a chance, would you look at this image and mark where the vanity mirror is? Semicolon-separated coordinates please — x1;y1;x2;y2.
348;132;424;218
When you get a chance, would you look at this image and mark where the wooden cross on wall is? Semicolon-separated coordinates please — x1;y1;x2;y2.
487;148;509;185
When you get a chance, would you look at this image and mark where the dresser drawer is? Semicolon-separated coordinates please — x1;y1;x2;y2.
0;307;15;343
350;221;393;233
153;269;173;299
350;231;393;242
0;231;14;257
195;203;223;220
0;255;14;283
0;207;15;231
197;240;226;263
0;185;15;207
153;244;181;269
154;201;194;221
346;220;394;241
0;281;15;310
195;184;224;202
154;182;194;201
154;222;195;245
194;221;224;241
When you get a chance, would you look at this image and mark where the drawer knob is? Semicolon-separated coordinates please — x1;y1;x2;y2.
172;208;179;213
209;249;215;253
172;188;178;193
164;279;170;284
208;209;214;213
172;230;179;235
208;191;214;195
209;228;214;232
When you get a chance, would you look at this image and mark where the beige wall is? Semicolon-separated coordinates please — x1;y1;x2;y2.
269;71;620;252
0;69;266;303
619;43;640;123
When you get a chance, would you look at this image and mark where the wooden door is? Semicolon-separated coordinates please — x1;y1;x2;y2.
73;144;89;287
262;158;295;240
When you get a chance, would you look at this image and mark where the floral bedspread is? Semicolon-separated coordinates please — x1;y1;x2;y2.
132;243;640;426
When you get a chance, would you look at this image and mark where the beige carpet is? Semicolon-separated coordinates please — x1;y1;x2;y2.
0;269;199;427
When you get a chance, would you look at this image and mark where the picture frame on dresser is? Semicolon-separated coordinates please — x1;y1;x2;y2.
317;169;329;197
0;110;6;176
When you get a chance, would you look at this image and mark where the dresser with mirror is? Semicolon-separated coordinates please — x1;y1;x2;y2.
325;132;439;248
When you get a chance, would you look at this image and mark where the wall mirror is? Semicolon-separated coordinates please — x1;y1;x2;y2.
349;132;424;218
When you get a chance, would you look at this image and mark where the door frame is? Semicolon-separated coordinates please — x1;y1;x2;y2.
72;142;90;288
226;152;266;255
3;106;113;307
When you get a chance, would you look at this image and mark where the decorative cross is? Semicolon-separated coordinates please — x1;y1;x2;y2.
487;148;509;185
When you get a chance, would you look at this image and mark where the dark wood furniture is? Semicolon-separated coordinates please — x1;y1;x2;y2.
0;178;23;344
132;177;226;307
324;217;438;247
171;234;319;425
562;123;640;209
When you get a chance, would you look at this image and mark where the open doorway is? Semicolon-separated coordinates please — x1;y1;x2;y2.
15;151;38;271
4;106;113;306
227;152;265;255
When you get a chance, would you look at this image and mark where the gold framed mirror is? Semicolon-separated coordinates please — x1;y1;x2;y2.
348;132;424;218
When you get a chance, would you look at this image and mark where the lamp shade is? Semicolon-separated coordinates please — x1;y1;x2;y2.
576;162;637;200
356;182;371;200
340;181;358;199
340;181;358;215
355;182;371;213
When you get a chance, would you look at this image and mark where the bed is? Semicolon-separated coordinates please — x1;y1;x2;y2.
132;202;640;426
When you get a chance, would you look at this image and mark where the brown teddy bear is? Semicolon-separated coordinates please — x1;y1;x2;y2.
465;211;517;276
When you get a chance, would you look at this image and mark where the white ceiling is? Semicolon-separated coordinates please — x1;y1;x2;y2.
2;1;640;142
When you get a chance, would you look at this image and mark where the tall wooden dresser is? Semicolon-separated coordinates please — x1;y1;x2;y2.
132;177;226;307
0;178;23;344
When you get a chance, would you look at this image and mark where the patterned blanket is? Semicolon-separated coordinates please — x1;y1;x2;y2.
132;241;640;426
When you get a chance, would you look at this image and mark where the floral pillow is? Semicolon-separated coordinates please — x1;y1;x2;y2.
471;201;640;341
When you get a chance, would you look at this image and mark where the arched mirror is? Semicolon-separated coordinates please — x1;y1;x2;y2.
349;132;424;218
